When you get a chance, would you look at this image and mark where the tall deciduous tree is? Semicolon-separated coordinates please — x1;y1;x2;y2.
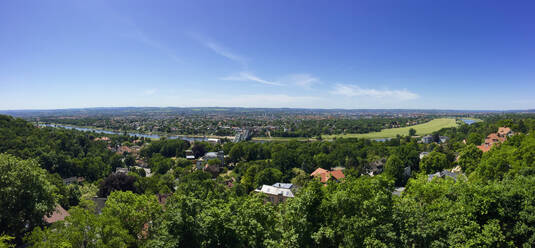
27;207;133;248
0;154;57;242
457;144;482;173
192;142;207;158
420;151;449;174
384;155;406;186
102;191;162;244
98;173;138;197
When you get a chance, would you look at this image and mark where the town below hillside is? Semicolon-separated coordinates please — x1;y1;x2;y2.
2;107;506;141
1;111;535;247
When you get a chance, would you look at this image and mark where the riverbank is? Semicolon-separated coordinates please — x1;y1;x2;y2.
39;123;234;141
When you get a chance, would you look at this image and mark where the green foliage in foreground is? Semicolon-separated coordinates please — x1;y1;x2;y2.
4;114;535;247
396;175;535;247
0;236;14;248
27;191;162;247
28;206;134;248
0;154;57;241
102;191;162;244
33;129;535;248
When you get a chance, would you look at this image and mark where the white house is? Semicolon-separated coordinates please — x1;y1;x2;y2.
255;184;295;204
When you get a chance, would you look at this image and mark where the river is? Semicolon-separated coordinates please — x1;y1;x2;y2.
39;124;215;142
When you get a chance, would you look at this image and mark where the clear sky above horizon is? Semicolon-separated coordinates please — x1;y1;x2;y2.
1;0;534;110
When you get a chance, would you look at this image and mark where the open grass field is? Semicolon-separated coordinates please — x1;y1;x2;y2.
253;118;459;142
322;118;458;139
253;118;459;141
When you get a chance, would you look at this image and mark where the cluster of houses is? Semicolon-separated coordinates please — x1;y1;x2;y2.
254;168;346;204
477;127;513;152
188;150;226;177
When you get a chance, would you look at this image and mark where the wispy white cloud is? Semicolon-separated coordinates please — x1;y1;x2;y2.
282;74;319;89
331;84;419;100
221;72;283;86
191;34;247;65
203;41;246;64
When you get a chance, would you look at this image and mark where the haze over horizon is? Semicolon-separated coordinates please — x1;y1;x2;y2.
1;0;534;110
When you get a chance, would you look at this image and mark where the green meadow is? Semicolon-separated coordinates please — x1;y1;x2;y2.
253;118;460;142
323;118;459;139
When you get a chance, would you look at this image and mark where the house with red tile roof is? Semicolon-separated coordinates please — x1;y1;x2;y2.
477;127;513;152
310;168;328;177
310;168;345;183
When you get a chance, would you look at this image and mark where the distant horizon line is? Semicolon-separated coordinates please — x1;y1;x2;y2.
0;106;534;113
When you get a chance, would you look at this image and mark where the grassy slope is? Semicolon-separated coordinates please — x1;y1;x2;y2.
253;118;459;141
323;118;458;139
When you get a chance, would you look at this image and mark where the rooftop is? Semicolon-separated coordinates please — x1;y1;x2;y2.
255;185;294;197
272;183;294;189
44;205;70;224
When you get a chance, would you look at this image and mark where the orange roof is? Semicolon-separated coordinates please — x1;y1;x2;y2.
477;144;492;152
310;168;328;177
330;170;345;180
311;168;345;183
319;173;330;183
44;205;69;224
478;131;509;152
487;133;500;141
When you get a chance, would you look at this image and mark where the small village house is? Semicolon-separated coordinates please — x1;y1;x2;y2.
477;127;513;152
311;168;345;183
255;183;296;204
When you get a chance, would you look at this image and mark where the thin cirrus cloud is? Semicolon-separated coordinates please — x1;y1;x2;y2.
283;74;319;89
191;34;247;66
221;72;283;86
221;72;321;88
331;84;419;100
203;41;247;64
193;34;320;89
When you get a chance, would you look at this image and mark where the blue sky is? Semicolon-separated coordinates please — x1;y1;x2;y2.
1;0;534;110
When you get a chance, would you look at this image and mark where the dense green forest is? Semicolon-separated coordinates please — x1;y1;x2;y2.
2;114;535;247
0;115;137;181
